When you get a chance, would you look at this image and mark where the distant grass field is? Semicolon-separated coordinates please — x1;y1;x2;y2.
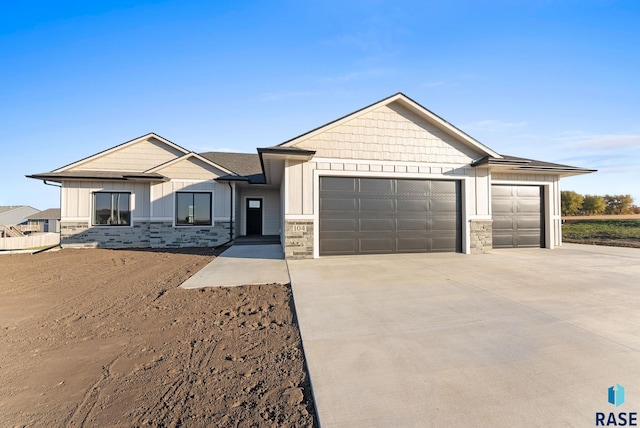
562;219;640;247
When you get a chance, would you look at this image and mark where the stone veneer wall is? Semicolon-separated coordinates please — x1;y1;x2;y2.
60;221;151;248
284;220;314;259
60;221;232;249
469;220;493;254
150;221;232;248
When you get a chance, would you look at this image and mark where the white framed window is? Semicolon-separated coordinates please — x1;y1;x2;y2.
176;192;212;226
93;192;131;226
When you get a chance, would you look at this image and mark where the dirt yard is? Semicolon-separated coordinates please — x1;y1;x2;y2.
0;248;316;427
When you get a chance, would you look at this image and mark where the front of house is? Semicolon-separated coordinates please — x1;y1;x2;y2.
29;93;594;258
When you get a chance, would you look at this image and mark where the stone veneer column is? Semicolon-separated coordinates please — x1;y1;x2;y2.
469;220;493;254
284;220;314;259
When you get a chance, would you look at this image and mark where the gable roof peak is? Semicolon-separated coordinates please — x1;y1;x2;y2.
276;92;502;159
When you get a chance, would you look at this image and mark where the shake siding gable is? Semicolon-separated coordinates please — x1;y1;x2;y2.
72;137;186;172
291;102;484;163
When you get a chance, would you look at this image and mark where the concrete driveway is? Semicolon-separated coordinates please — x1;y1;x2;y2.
288;244;640;427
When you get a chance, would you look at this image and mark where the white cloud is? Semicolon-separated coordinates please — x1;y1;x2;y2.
557;133;640;150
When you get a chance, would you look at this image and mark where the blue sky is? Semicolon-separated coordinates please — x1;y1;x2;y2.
2;0;639;210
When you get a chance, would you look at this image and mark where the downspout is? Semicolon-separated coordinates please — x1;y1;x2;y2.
43;180;62;246
228;182;233;243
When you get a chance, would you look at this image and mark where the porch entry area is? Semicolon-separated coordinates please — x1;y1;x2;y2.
245;198;263;236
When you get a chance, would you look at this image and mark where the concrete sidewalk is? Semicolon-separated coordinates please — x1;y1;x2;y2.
180;244;290;288
289;244;640;427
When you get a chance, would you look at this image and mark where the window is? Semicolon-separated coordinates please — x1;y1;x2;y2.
176;192;212;226
94;192;131;226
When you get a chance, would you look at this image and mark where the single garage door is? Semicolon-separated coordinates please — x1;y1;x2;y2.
491;185;544;248
319;177;461;256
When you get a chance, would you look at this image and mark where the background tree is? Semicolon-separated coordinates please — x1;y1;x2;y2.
581;195;606;215
604;194;634;214
561;191;584;216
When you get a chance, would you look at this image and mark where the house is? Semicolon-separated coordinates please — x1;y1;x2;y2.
25;208;61;233
28;93;595;258
0;206;40;227
0;206;41;237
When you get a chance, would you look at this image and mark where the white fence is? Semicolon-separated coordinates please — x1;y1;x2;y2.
0;233;60;251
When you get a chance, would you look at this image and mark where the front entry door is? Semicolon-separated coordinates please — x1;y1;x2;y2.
246;198;263;235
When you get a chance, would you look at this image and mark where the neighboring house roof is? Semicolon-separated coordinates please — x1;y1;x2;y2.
472;155;597;176
275;92;502;159
26;208;61;220
27;170;169;182
0;205;40;226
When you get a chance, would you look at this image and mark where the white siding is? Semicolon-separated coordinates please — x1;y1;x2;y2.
237;187;281;235
156;158;227;180
73;137;185;172
293;102;484;163
61;180;150;220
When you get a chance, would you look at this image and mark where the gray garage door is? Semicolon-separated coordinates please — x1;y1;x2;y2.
491;185;544;248
319;177;461;256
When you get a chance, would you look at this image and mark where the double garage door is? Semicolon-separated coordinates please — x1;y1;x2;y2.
319;177;461;256
491;185;544;248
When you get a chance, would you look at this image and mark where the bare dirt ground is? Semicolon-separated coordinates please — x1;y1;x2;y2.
0;248;316;427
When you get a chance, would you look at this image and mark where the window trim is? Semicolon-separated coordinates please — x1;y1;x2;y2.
92;191;132;227
175;191;213;227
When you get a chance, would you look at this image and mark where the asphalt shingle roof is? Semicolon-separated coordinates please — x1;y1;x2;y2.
199;152;263;177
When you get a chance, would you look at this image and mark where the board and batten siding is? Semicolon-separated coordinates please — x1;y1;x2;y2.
61;181;151;220
150;181;230;221
72;137;185;172
236;187;281;235
293;102;482;164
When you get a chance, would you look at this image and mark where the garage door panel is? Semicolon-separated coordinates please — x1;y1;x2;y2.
517;186;541;197
492;185;543;249
431;181;457;194
320;219;357;232
321;198;356;211
320;177;461;256
320;238;357;255
431;218;458;231
321;177;356;191
518;202;541;214
431;199;458;213
516;217;541;229
360;219;394;232
360;238;394;253
359;178;394;192
396;179;429;193
396;238;429;252
360;198;395;212
397;199;428;212
397;218;428;231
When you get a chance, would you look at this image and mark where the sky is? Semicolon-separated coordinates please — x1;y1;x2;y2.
2;0;639;210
